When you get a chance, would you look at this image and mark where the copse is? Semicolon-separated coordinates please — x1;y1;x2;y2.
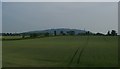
22;34;25;38
54;31;57;36
44;32;49;36
60;31;66;35
67;31;75;35
60;31;63;35
30;33;38;38
95;32;104;36
2;33;12;36
106;30;117;36
111;30;117;36
2;33;21;36
107;31;111;36
85;31;90;35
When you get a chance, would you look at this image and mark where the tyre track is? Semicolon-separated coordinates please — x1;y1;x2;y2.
77;36;89;64
69;47;79;65
68;36;90;66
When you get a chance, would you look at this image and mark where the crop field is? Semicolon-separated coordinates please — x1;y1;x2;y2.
2;36;22;40
2;36;118;67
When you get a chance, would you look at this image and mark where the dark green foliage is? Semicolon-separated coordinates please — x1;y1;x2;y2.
44;32;49;36
107;31;111;36
54;31;57;36
85;31;91;35
111;30;117;36
106;30;117;36
22;34;25;38
95;32;104;36
67;31;75;35
62;33;66;35
30;33;38;38
2;33;21;36
60;31;66;35
60;31;64;35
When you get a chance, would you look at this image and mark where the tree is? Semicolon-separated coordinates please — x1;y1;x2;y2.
22;34;25;38
86;31;90;35
60;31;63;35
77;33;85;35
95;32;104;36
9;33;12;36
111;30;117;36
107;31;111;36
54;31;57;36
21;33;25;38
62;33;66;35
44;32;49;36
67;31;75;35
60;31;65;35
30;33;38;38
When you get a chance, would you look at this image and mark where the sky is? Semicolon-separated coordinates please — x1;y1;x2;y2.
1;0;120;2
2;2;118;34
0;2;1;33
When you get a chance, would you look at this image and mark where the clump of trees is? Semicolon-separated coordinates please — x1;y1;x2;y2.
106;30;117;36
54;31;57;36
44;32;49;37
30;33;38;38
22;34;25;38
95;32;104;36
67;31;75;35
77;31;93;36
93;30;117;36
60;31;66;35
2;33;21;36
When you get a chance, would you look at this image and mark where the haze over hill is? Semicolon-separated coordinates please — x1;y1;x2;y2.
25;28;89;35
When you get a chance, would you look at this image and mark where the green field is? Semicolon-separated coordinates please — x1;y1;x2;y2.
2;36;22;39
2;36;118;67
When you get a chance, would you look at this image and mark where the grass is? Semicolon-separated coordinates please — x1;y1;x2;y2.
2;36;118;67
2;36;22;40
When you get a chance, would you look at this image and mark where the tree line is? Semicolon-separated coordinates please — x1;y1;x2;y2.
2;30;118;38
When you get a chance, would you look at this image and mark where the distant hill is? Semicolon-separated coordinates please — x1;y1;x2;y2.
23;28;90;35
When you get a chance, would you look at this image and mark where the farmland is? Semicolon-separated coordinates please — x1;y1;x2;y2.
2;36;118;67
2;36;22;40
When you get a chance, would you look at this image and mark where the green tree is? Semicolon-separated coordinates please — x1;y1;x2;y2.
54;31;57;36
111;30;117;36
107;31;111;36
60;31;63;35
44;32;49;36
30;33;38;38
22;33;25;38
67;31;75;35
86;31;90;35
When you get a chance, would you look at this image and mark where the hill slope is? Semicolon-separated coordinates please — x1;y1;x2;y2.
24;28;89;35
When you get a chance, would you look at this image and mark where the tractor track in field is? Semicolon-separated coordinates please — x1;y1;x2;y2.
69;36;90;65
77;36;89;64
69;47;80;65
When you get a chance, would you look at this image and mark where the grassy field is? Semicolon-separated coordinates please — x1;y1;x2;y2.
2;36;118;67
2;36;22;40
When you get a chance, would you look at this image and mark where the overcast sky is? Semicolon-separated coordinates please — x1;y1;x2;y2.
0;2;1;33
2;2;118;34
2;0;119;2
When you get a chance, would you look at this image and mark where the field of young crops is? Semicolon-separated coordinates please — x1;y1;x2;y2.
2;36;118;67
2;36;22;40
